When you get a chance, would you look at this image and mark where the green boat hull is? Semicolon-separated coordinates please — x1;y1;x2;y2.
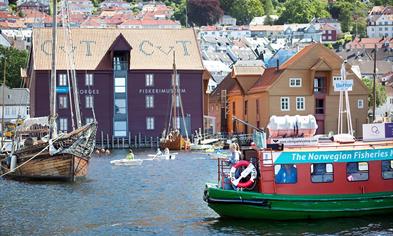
204;184;393;220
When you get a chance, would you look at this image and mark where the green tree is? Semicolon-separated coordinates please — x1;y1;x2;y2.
362;78;387;108
277;0;330;24
220;0;234;14
0;46;28;88
328;0;368;35
371;0;393;5
262;0;274;15
230;0;264;25
187;0;223;26
172;0;187;26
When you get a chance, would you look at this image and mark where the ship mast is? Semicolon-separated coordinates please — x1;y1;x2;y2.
49;0;57;139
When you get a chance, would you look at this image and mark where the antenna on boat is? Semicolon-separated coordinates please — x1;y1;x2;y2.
49;0;58;139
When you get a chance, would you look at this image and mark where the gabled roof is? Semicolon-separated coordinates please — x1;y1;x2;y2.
31;28;204;70
248;67;283;93
279;43;318;69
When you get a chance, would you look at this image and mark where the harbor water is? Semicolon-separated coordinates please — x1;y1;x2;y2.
1;150;393;235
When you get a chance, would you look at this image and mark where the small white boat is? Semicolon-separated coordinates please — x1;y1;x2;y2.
110;159;143;166
190;143;212;150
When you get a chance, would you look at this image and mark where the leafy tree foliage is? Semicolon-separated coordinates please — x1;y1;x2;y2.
0;46;28;88
187;0;223;26
262;0;274;15
277;0;330;24
362;78;387;108
328;0;368;36
370;0;393;5
229;0;264;25
219;0;234;14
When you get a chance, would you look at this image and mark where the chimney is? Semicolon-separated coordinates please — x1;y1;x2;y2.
276;59;279;71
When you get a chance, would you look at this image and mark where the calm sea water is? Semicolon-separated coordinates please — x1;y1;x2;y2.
1;150;393;236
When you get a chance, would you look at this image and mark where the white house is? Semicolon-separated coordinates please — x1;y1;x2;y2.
367;6;393;38
0;85;30;122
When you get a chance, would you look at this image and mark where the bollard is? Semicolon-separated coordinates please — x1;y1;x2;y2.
128;132;131;148
134;135;137;148
150;137;153;148
122;138;125;148
101;131;104;149
107;134;109;149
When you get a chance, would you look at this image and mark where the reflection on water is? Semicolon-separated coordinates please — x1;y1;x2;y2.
1;149;393;235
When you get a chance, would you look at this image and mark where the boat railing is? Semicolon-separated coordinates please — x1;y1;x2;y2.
216;157;231;188
284;140;393;151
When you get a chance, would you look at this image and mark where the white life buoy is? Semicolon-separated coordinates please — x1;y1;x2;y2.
230;160;257;188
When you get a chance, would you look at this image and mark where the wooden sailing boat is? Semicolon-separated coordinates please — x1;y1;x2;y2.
159;52;189;150
0;0;97;181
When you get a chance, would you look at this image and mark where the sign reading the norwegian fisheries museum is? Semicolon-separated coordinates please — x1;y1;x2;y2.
273;148;393;164
333;80;353;92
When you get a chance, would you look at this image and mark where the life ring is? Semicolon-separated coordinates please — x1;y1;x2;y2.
229;160;257;188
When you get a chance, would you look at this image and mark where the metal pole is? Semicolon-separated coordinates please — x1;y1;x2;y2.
1;57;5;148
49;0;57;139
372;44;377;122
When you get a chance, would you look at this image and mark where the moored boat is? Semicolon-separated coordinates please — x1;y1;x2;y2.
204;139;393;220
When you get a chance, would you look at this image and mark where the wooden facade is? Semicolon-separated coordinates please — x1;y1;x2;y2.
210;43;369;137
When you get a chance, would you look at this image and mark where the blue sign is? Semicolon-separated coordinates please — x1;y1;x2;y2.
274;148;393;164
385;123;393;138
56;86;69;94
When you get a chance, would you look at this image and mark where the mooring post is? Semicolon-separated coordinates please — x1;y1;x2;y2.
112;136;114;149
101;131;104;149
122;138;124;148
106;134;109;149
117;138;120;149
150;137;153;148
128;132;131;148
138;133;141;148
134;135;137;148
156;137;159;148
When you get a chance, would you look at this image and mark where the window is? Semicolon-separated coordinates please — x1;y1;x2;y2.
296;97;305;111
244;100;248;115
315;99;324;114
333;76;342;81
26;106;29;115
382;160;393;180
59;74;67;86
232;102;236;116
311;163;333;183
357;99;364;109
115;99;126;114
280;97;290;111
145;74;154;87
85;95;94;108
146;117;154;130
289;78;302;87
146;95;154;108
275;164;297;184
85;117;94;124
59;95;68;109
85;73;93;86
256;99;259;115
314;78;325;92
59;118;68;132
114;121;127;137
347;162;369;182
114;77;126;93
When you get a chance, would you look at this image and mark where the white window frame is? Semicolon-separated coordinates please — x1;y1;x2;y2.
280;97;290;111
59;74;67;86
145;95;154;108
357;99;364;109
85;95;94;108
146;117;154;130
145;74;154;87
59;118;68;132
85;73;94;86
296;97;305;111
289;78;302;87
59;95;68;109
85;117;94;124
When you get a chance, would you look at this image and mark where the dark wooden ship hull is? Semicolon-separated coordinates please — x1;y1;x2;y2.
0;122;97;182
2;154;88;181
160;133;185;150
